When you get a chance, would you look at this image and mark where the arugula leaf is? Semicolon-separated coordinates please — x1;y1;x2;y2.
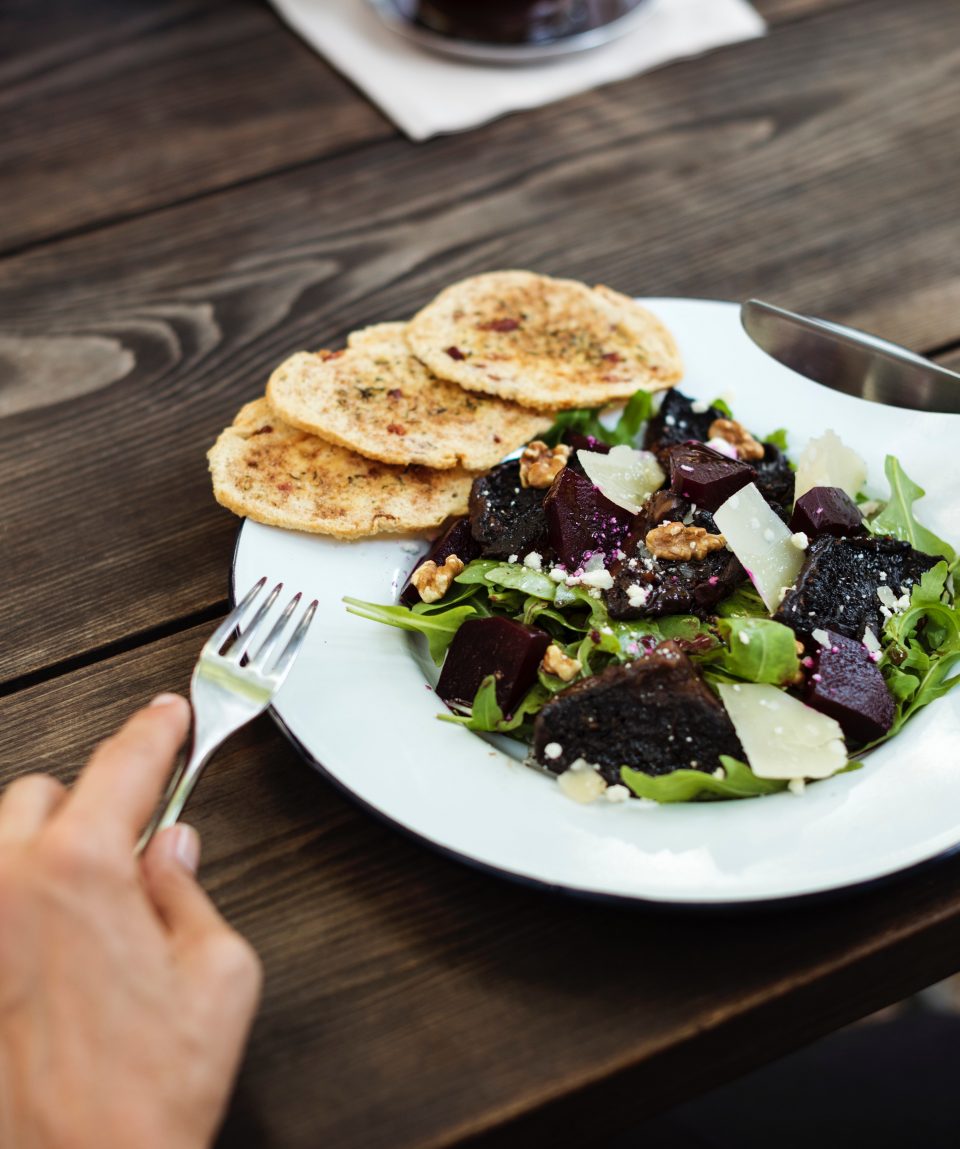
877;561;960;736
540;388;655;449
710;397;733;418
764;428;789;452
621;756;788;802
712;618;801;686
439;675;552;733
483;563;559;600
869;456;956;561
715;584;768;619
454;559;507;585
343;597;477;665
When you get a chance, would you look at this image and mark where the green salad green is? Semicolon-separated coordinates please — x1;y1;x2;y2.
346;392;960;803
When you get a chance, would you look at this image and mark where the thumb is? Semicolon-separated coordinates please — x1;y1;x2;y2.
140;824;225;944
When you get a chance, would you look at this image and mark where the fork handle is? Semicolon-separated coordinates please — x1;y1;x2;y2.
135;721;221;856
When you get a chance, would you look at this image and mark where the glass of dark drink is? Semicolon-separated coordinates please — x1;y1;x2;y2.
378;0;648;60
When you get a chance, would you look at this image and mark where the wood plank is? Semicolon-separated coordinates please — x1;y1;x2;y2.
3;0;857;255
4;0;960;683
0;0;392;254
5;622;960;1149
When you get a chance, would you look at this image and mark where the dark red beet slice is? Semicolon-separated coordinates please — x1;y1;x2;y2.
668;442;754;511
805;630;894;744
564;433;612;455
399;516;480;606
790;486;865;539
436;616;550;717
543;467;634;569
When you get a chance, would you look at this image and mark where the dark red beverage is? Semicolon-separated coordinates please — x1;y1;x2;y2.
394;0;644;45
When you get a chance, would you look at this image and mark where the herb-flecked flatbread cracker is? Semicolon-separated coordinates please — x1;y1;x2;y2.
405;270;683;410
347;322;407;348
265;330;552;470
208;399;473;539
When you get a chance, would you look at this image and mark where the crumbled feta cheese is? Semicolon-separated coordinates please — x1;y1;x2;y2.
558;769;607;804
790;532;809;550
626;583;651;609
507;553;518;564
738;630;752;645
523;551;543;571
707;436;739;460
877;585;899;610
788;778;806;796
691;399;710;414
712;767;726;780
548;566;567;582
862;626;881;653
664;414;676;426
399;541;421;554
580;569;614;590
543;742;563;760
605;784;630;803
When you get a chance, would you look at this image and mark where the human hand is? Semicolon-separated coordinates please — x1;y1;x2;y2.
0;694;262;1149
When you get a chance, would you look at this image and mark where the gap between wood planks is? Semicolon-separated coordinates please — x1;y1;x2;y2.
0;0;863;266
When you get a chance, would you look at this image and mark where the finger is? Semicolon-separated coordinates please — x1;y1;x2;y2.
0;774;67;844
140;824;224;942
62;695;191;847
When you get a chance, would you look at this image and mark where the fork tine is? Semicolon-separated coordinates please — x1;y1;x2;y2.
268;599;318;684
227;581;283;662
248;591;302;671
204;576;268;655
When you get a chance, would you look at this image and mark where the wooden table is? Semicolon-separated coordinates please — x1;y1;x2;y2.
4;1;960;1145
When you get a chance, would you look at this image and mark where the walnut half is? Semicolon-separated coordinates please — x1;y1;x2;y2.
519;440;571;488
707;417;765;461
410;554;465;603
645;521;727;561
541;643;582;682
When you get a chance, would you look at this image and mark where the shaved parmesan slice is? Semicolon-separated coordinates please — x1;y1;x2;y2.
713;483;805;612
717;684;847;780
576;446;665;515
794;430;867;500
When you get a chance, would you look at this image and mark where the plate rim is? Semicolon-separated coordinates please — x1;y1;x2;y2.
229;296;960;910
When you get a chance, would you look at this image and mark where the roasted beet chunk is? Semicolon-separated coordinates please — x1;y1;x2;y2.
805;630;895;744
668;442;754;512
436;617;550;717
400;516;480;606
774;536;939;641
532;643;743;785
752;442;795;509
790;486;865;539
644;390;724;464
605;492;745;619
468;460;548;560
543;467;633;569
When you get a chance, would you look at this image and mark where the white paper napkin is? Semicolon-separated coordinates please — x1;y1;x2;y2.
270;0;766;140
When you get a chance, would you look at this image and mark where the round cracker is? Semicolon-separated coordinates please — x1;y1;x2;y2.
208;399;472;539
405;270;683;411
265;331;552;471
347;322;408;348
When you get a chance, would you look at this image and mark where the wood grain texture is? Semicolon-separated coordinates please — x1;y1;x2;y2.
0;0;392;254
5;622;960;1149
3;0;960;685
2;0;862;257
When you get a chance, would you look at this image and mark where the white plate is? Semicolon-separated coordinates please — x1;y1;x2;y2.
233;298;960;906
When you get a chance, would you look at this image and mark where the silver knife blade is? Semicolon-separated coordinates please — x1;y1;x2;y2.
741;300;960;415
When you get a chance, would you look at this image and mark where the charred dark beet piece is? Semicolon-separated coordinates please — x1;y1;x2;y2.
436;616;550;717
774;535;939;641
532;643;743;785
790;486;865;539
399;516;480;606
543;467;633;569
644;390;724;464
468;460;548;560
752;442;795;509
805;630;894;744
668;442;754;512
604;492;746;620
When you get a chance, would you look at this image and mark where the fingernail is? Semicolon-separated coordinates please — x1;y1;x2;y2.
149;689;182;707
169;825;201;874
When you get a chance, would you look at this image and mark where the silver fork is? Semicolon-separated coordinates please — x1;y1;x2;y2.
136;577;318;855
